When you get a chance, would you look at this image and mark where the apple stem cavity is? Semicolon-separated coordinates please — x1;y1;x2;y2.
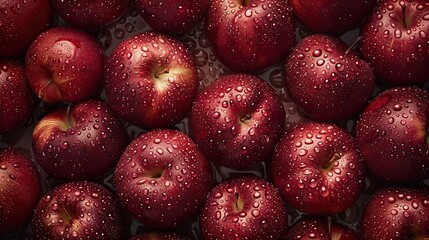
345;36;362;55
234;191;244;212
236;0;251;7
38;79;54;99
322;153;341;171
240;114;252;122
59;200;74;224
402;5;411;29
154;67;169;78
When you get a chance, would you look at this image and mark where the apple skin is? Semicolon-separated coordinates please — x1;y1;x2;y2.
129;232;187;240
206;0;296;73
360;0;429;85
52;0;130;29
32;181;123;240
135;0;209;33
285;34;375;121
0;60;36;134
355;87;429;183
291;0;376;33
32;100;128;181
0;148;42;234
25;27;104;103
0;0;52;57
190;73;285;169
114;129;212;228
199;176;288;240
286;217;359;240
270;121;366;215
360;186;429;239
104;31;199;129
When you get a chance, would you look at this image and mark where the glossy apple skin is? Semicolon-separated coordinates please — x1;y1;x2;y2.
105;31;198;129
25;27;104;103
270;121;366;215
207;0;296;72
114;129;212;228
0;60;35;134
135;0;209;33
32;181;123;240
190;73;285;169
360;186;429;239
291;0;376;33
32;100;128;180
286;217;359;240
199;176;288;240
0;148;41;234
285;34;375;121
0;0;52;57
52;0;130;29
360;0;429;85
129;232;187;240
355;87;429;183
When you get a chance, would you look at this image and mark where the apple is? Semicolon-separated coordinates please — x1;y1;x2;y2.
52;0;130;29
32;100;128;181
114;129;212;228
25;27;104;103
270;121;366;215
32;181;123;239
199;176;288;240
355;86;429;183
285;34;375;121
206;0;296;72
0;0;52;56
286;217;359;240
190;73;285;169
360;0;429;85
0;148;41;234
291;0;376;33
135;0;209;33
129;231;187;240
104;31;199;129
0;59;35;134
360;186;429;239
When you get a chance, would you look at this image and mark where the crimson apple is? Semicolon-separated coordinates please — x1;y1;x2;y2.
270;121;366;215
285;34;375;121
190;73;285;169
32;100;128;180
291;0;376;33
286;217;359;240
135;0;209;33
206;0;296;72
104;31;199;129
0;0;52;56
360;186;429;239
355;86;429;183
199;176;288;240
25;27;104;103
52;0;130;29
0;60;35;134
0;148;41;234
360;0;429;85
114;129;212;228
32;181;123;239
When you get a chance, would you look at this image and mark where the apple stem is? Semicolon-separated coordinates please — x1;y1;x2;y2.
154;67;169;78
402;5;408;28
345;36;362;55
327;216;332;235
38;79;54;99
240;114;252;122
234;192;241;211
66;103;72;130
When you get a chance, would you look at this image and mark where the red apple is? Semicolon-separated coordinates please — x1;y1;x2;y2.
270;121;366;215
285;34;375;121
25;27;104;103
206;0;296;72
291;0;376;33
355;86;429;183
52;0;130;29
286;217;359;240
135;0;209;33
190;73;285;169
360;186;429;239
129;231;187;240
360;0;429;85
0;59;35;134
32;181;123;239
104;31;198;129
199;176;288;240
0;0;52;56
0;148;41;234
32;100;128;180
114;129;212;228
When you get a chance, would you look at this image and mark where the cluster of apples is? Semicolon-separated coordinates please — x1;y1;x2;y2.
0;0;429;239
